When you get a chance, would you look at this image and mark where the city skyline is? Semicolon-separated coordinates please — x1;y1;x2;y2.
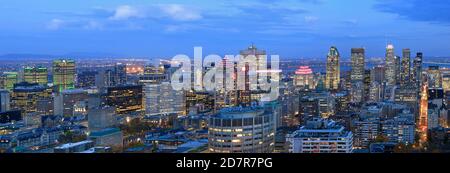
1;0;450;58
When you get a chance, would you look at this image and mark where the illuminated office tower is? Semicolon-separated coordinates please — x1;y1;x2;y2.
2;72;18;91
325;46;340;90
139;65;185;116
294;66;314;89
106;84;143;114
11;82;52;114
385;44;397;86
351;48;365;82
443;69;450;93
370;66;385;84
208;106;275;153
412;52;423;88
400;49;411;87
238;45;267;106
350;48;365;103
368;82;382;102
427;66;442;88
53;59;76;92
23;67;48;86
0;89;10;112
54;89;88;117
143;82;185;116
395;55;401;85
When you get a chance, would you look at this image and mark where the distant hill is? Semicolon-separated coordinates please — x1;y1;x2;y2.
0;52;124;60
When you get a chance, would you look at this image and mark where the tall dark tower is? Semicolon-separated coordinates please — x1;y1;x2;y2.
401;48;411;87
325;46;340;91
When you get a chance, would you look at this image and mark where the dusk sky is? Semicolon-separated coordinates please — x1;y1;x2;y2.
0;0;449;59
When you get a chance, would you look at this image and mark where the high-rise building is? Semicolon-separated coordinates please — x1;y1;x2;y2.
23;67;48;86
325;46;340;90
412;52;423;89
384;44;397;86
2;72;19;91
370;66;385;84
427;66;442;88
11;82;52;114
53;59;76;92
400;49;411;87
294;66;315;89
106;84;143;114
143;82;185;116
368;82;382;102
0;89;10;112
442;69;450;93
287;118;353;153
395;55;401;85
208;106;275;153
237;45;268;106
351;48;365;82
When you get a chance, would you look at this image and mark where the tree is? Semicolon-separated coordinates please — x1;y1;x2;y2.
58;131;87;144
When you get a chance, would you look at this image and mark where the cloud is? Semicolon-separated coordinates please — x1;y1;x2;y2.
46;19;64;30
109;5;145;20
304;16;319;24
83;21;103;30
341;19;358;25
374;0;450;24
159;4;202;21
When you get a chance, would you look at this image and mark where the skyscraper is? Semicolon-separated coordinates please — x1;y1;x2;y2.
11;82;52;114
400;49;411;86
106;84;143;114
385;44;397;86
0;89;10;112
350;48;365;103
294;66;315;89
427;66;442;88
412;52;423;89
53;59;76;92
351;48;365;82
2;72;18;91
237;45;267;106
23;67;48;86
325;46;340;90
